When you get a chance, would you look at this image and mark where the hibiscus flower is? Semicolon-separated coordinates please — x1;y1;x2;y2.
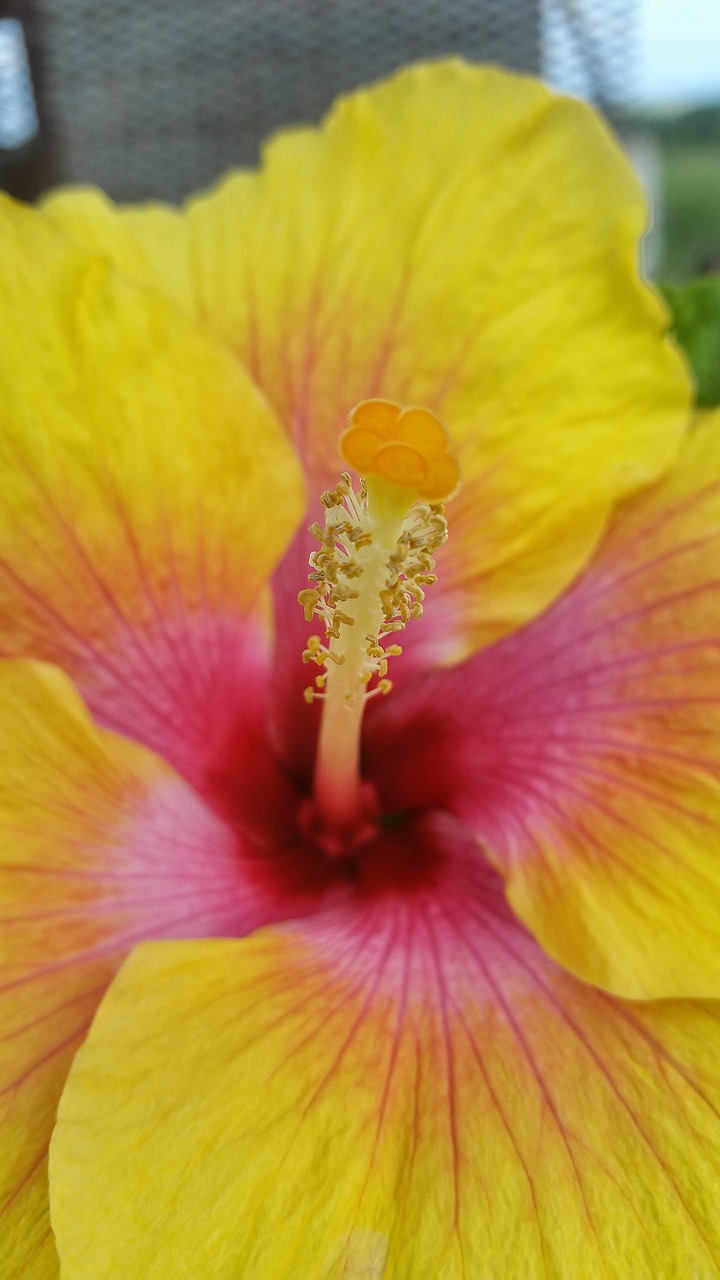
0;57;715;1279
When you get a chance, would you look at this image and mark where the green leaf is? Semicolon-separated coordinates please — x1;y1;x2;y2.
660;277;720;409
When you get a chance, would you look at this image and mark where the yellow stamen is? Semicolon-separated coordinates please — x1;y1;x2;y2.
298;400;458;840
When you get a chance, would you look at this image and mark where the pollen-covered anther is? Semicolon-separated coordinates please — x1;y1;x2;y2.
301;635;327;665
365;678;393;699
320;473;353;509
327;584;359;604
297;588;322;622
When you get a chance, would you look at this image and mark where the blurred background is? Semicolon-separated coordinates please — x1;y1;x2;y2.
0;0;718;283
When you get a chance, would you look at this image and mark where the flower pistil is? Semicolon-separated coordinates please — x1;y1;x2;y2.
299;399;457;842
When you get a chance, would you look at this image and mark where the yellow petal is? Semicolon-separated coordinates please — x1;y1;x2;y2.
367;409;720;999
43;186;193;314
0;659;262;1277
51;859;720;1279
0;194;302;781
42;60;691;654
498;407;720;997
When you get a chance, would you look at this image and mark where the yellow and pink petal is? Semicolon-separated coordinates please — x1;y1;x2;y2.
43;60;691;657
50;812;720;1278
0;659;341;1277
366;409;720;999
0;194;303;797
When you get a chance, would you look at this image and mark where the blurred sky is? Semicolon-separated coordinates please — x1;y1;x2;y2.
640;0;720;104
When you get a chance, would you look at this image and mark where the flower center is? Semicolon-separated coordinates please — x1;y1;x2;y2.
298;399;459;850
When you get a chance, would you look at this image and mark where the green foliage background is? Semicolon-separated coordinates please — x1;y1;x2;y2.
661;278;720;409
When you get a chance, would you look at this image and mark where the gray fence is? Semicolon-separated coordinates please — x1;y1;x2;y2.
13;0;635;202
